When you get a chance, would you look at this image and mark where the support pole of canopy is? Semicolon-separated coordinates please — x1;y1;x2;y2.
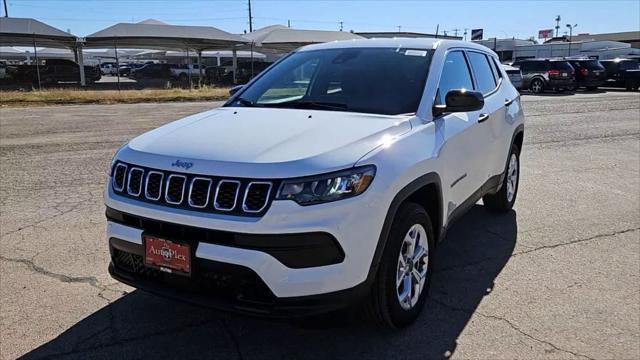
32;33;41;90
187;48;192;90
250;41;254;79
197;50;203;88
114;41;121;91
232;48;237;84
76;43;86;87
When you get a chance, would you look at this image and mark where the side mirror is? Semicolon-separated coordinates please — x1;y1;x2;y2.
229;84;245;96
433;89;484;117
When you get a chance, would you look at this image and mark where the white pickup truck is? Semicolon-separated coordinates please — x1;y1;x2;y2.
170;64;205;81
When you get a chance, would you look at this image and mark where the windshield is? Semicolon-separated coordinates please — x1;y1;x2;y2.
228;47;433;115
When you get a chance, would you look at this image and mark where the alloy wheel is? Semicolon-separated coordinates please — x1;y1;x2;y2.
506;153;518;203
396;224;429;310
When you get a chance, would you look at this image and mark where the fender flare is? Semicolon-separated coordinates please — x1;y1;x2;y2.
363;172;442;287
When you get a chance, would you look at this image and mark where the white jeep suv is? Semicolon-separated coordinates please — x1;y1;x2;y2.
105;38;524;328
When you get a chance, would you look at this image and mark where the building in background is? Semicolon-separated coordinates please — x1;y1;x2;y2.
475;38;640;62
571;31;640;48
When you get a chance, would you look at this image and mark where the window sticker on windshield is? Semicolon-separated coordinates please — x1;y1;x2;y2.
404;50;428;57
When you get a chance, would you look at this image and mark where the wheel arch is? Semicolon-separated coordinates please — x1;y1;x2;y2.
365;172;443;287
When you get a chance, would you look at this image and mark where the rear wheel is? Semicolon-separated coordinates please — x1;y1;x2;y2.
483;144;520;212
530;79;544;94
365;203;434;328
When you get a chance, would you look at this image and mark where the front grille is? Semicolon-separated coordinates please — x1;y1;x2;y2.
165;175;186;204
145;171;163;200
113;163;127;191
111;161;277;217
188;178;211;208
127;168;144;196
243;182;272;212
215;180;240;211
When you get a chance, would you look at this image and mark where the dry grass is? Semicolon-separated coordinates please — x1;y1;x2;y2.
0;87;231;107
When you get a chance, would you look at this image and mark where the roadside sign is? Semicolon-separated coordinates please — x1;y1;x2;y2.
471;29;483;41
538;29;553;39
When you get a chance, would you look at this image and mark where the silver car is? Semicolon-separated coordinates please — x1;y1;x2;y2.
503;64;523;90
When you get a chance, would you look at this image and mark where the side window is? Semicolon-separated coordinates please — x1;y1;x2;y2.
436;51;474;105
490;57;503;81
467;51;497;94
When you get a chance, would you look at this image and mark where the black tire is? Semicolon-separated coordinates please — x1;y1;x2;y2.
483;144;520;212
365;202;435;329
586;86;597;91
529;78;544;94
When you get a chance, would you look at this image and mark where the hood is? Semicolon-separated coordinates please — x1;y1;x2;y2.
120;107;412;178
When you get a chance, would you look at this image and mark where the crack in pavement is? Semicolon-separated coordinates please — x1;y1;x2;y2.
437;227;640;273
429;298;595;360
0;255;119;296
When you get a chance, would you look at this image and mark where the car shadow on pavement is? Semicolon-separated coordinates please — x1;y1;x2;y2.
22;205;517;360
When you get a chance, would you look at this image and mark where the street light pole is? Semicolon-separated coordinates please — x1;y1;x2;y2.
566;23;577;56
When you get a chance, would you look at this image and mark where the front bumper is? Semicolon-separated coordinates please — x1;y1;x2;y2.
105;180;388;299
108;237;367;317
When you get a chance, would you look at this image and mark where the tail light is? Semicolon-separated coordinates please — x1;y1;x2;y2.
580;68;589;76
548;69;560;76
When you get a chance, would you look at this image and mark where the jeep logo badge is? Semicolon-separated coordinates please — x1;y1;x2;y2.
171;160;193;170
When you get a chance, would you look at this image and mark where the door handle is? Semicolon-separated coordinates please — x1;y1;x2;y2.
505;98;515;106
478;113;490;123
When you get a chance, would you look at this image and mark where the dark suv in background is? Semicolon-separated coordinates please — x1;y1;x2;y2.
600;58;640;91
512;59;575;93
567;59;606;90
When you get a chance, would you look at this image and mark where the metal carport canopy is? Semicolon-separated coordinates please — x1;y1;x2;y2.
0;17;80;88
83;22;248;50
243;25;364;52
84;21;248;86
0;17;77;48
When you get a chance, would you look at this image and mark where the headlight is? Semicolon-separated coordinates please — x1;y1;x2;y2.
276;166;376;205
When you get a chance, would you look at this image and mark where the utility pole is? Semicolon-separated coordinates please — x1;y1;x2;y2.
248;0;253;32
435;24;439;38
464;28;468;41
287;19;290;28
453;28;460;37
339;21;343;31
3;0;8;17
554;15;561;37
397;25;402;33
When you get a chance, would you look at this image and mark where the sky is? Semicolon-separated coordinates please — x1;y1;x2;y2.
3;0;639;40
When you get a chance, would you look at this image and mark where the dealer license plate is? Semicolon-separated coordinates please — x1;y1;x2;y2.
143;235;191;275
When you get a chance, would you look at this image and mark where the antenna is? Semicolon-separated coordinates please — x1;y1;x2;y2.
555;15;561;37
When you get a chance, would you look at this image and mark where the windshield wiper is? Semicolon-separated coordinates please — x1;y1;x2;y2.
236;97;262;107
277;100;349;111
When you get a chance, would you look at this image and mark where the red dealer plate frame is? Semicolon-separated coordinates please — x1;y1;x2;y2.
143;235;191;276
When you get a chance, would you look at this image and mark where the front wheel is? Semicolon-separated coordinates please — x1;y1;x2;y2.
365;203;434;328
483;144;520;212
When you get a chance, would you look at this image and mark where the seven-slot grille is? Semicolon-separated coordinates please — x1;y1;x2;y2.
111;162;275;217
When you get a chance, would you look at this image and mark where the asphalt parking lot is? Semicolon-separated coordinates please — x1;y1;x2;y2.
1;90;639;360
